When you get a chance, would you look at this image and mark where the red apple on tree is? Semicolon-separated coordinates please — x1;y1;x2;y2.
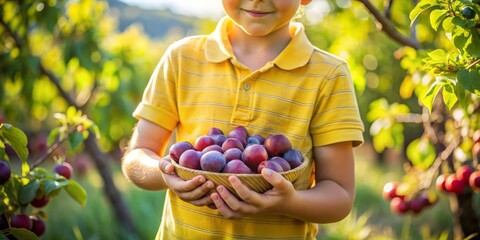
445;174;465;194
54;162;73;179
382;181;401;200
469;171;480;190
10;214;32;230
31;195;50;208
408;197;426;214
435;173;449;192
390;197;409;214
456;165;474;184
30;216;46;236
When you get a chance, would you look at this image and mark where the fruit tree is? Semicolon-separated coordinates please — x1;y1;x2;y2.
0;0;163;237
0;108;92;239
352;0;480;237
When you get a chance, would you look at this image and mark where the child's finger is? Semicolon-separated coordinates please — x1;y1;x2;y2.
188;192;214;207
261;169;293;193
228;176;260;203
175;175;208;192
211;191;239;218
158;160;175;174
216;183;259;216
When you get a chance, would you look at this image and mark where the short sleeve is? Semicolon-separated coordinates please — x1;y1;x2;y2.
132;45;179;131
310;63;364;147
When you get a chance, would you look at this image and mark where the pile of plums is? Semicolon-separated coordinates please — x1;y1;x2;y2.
169;126;304;174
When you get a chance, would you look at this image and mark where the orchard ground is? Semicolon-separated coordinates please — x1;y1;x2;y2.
40;143;457;239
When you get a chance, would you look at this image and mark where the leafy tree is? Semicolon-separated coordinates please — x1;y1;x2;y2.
0;0;168;237
0;108;91;239
343;0;480;237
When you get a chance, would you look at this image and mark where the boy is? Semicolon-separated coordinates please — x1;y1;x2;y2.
122;0;364;239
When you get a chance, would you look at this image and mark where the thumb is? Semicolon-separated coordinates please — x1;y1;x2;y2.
261;168;292;192
159;159;175;174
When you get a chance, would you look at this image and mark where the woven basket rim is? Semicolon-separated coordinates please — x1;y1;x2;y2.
170;155;311;178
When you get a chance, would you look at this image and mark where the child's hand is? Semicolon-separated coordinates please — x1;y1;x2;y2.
159;159;215;207
211;168;295;218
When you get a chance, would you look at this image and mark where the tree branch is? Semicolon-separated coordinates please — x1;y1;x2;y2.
355;0;423;50
1;8;138;236
39;64;76;106
384;0;394;19
0;12;76;106
30;126;77;170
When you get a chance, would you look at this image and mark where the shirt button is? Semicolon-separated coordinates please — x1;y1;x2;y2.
243;82;251;91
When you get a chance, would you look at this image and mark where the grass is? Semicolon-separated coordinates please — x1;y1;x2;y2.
40;152;457;240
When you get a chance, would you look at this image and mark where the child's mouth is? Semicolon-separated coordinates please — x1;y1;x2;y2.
244;9;270;17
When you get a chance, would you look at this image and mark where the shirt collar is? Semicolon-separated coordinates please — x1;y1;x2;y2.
205;17;314;70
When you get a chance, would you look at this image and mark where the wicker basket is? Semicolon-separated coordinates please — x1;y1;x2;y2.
170;156;313;197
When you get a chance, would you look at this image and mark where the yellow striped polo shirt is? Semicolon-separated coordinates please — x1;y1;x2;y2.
133;16;364;239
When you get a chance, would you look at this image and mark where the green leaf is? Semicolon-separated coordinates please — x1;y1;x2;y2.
442;16;455;32
372;128;390;153
430;9;448;31
65;180;87;207
31;167;49;178
442;82;458;109
426;49;446;61
407;138;436;170
9;227;40;240
66;106;77;121
47;128;60;146
457;69;480;95
3;177;22;205
0;124;29;163
19;179;40;205
0;141;5;160
454;81;469;109
452;16;475;29
422;80;443;112
465;32;480;58
410;0;440;24
69;131;84;150
43;179;69;195
452;28;469;50
367;98;389;121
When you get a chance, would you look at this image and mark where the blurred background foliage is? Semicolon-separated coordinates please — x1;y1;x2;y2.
0;0;472;239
